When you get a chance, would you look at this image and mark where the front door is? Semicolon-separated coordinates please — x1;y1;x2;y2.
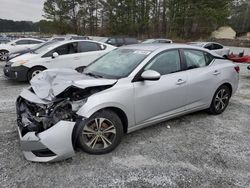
134;50;188;124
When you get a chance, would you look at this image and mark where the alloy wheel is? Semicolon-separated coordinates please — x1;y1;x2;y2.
214;88;230;111
31;70;42;78
82;118;116;149
0;51;8;61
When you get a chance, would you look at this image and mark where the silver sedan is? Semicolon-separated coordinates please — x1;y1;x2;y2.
16;44;239;162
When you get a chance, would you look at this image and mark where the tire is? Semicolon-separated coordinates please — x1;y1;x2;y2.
0;50;9;61
77;110;123;155
27;67;46;81
208;85;231;115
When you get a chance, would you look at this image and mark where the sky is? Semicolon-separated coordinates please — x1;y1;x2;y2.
0;0;45;22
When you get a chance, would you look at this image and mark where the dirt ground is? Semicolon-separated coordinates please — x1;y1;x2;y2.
0;60;250;187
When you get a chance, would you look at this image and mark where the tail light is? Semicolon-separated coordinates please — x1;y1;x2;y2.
234;66;240;73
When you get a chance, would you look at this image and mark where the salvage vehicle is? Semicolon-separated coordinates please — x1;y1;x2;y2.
0;38;44;61
4;40;116;81
188;42;230;58
142;38;173;44
16;44;239;162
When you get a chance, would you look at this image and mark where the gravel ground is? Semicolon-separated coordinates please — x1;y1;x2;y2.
0;57;250;187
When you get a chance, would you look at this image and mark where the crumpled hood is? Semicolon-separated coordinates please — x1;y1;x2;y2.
30;69;117;101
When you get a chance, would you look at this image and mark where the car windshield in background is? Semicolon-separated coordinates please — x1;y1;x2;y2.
142;39;156;44
188;42;204;47
84;48;151;79
33;42;59;54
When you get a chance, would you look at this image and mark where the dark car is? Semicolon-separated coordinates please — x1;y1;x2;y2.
100;37;138;47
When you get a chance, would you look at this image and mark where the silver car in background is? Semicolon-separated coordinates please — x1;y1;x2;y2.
16;44;239;162
188;42;230;58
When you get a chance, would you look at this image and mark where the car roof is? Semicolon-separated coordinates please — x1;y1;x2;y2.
13;38;44;42
120;43;208;52
189;41;223;46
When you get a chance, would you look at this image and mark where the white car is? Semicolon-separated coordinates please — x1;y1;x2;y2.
0;38;44;61
3;40;116;81
188;42;230;58
142;38;173;44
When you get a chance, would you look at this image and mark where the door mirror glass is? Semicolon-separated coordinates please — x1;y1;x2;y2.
52;52;59;58
141;70;161;81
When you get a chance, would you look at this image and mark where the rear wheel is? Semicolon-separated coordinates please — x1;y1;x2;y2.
0;50;9;61
208;85;231;115
77;110;123;154
27;67;46;81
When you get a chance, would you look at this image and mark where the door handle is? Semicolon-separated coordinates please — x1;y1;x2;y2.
74;57;80;60
176;79;186;85
213;70;221;75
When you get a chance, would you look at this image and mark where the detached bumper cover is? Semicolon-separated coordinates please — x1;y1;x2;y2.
3;64;28;81
16;93;83;162
18;120;76;162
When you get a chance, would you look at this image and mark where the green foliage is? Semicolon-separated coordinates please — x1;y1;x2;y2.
2;0;249;39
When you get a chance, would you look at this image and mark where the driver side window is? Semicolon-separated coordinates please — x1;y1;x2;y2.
43;42;78;57
145;50;181;75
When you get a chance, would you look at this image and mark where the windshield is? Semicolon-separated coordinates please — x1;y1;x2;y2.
33;41;59;54
84;48;151;79
142;39;156;44
98;37;108;43
188;42;204;47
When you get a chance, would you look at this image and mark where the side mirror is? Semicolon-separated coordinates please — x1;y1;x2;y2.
141;70;161;81
52;52;59;58
11;43;16;46
75;66;86;73
247;65;250;70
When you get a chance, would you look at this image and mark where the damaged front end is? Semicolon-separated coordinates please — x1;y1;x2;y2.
16;84;113;162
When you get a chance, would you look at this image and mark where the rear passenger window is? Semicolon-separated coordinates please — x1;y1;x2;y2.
15;40;30;45
125;38;138;44
213;43;223;50
183;50;211;69
145;50;181;75
78;42;101;52
28;40;42;44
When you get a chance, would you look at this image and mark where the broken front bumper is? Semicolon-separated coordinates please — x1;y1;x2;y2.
16;89;84;162
17;120;76;162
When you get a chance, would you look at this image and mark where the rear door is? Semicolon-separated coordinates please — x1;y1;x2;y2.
182;49;219;109
75;41;107;68
134;49;188;124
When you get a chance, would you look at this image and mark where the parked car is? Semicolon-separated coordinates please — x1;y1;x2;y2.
7;40;57;61
16;44;239;162
142;38;173;44
0;38;44;61
100;37;138;47
4;40;116;81
0;38;10;44
188;42;230;58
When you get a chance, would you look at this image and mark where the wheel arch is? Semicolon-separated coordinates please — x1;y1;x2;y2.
221;82;232;97
27;65;47;79
97;107;128;134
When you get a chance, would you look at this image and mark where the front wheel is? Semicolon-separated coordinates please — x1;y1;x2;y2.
27;67;46;81
208;85;231;115
77;110;123;155
0;50;9;61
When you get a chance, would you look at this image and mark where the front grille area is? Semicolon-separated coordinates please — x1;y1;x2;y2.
32;148;56;157
16;97;42;136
